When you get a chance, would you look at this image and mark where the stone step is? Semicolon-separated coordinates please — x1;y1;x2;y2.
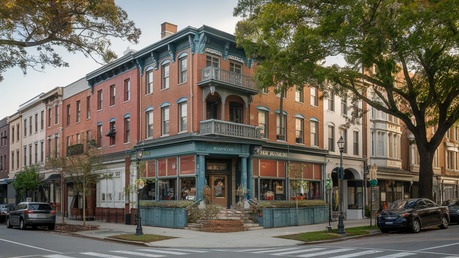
246;226;264;231
243;223;260;228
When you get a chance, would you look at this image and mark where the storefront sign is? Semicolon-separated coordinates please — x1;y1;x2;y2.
254;148;287;158
205;48;222;56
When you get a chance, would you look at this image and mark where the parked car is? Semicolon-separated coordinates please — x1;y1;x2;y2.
442;200;459;224
377;198;450;233
6;202;56;230
0;204;15;222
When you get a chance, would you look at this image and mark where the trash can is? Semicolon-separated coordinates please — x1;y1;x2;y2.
125;214;131;225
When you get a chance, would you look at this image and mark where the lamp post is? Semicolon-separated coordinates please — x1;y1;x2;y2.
337;136;346;234
135;148;143;236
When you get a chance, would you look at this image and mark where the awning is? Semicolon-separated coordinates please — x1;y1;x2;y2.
43;174;61;182
0;179;11;185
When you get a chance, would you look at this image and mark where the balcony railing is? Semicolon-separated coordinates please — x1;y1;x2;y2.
200;66;256;91
200;119;262;140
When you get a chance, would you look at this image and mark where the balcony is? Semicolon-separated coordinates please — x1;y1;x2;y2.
200;119;262;140
198;66;258;95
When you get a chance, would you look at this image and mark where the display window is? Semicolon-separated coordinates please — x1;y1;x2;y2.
158;179;177;200
289;180;321;200
260;179;285;200
180;177;196;201
347;180;363;209
139;180;155;201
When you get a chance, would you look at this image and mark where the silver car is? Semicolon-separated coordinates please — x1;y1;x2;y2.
6;202;56;230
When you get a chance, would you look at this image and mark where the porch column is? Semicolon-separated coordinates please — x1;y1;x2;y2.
241;156;248;198
248;157;253;200
197;154;206;200
221;99;226;121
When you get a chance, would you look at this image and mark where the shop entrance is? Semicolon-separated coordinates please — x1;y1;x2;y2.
210;175;227;207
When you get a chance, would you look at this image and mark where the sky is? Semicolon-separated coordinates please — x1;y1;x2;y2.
0;0;241;119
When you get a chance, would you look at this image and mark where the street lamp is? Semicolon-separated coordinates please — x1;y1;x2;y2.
337;136;346;234
135;148;143;236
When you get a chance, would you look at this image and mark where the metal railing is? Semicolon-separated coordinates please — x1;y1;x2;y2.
200;66;256;90
200;119;262;139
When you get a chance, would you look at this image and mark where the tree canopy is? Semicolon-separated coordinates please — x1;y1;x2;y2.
235;0;458;199
0;0;141;81
11;165;43;201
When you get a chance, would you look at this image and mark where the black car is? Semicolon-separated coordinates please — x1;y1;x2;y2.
377;198;450;233
6;202;56;230
0;204;15;222
442;200;459;224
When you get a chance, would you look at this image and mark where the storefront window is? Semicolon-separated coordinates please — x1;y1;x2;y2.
347;181;363;209
260;179;285;200
158;179;177;201
139;180;155;201
289;180;320;200
180;177;196;201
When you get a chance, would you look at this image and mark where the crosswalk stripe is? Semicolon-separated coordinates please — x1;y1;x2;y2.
252;247;299;254
43;255;74;258
137;249;188;255
81;252;127;258
297;248;354;257
272;247;325;256
333;250;383;258
376;253;416;258
111;250;164;257
234;248;278;252
168;248;208;253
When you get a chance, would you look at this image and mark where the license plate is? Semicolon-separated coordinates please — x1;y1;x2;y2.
29;214;48;218
386;217;396;220
385;221;393;225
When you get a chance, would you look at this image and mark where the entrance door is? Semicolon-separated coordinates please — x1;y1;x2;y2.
210;175;227;207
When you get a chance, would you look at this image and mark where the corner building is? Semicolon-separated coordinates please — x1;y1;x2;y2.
101;23;328;209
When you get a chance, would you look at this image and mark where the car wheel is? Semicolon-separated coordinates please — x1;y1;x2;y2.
411;219;421;233
439;216;449;229
380;228;390;233
48;224;55;231
6;218;12;228
19;219;26;230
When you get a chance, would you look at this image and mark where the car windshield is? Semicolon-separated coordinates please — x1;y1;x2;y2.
388;200;418;209
442;200;459;206
29;204;52;211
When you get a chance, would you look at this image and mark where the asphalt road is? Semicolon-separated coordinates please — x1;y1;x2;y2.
0;223;458;258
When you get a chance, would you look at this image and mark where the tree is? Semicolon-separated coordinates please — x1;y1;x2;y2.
0;0;141;81
11;165;43;203
61;143;107;225
234;0;458;199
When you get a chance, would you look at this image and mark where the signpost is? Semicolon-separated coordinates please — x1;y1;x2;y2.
369;164;378;226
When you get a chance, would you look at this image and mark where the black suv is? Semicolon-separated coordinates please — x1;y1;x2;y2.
6;202;56;230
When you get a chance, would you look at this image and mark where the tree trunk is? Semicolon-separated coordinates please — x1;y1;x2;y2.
60;175;65;224
417;149;435;200
82;181;86;225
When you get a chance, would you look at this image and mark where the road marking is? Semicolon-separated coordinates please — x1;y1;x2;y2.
137;249;188;255
111;250;164;257
168;248;208;253
272;247;325;256
234;248;278;252
0;238;62;254
43;255;74;258
251;247;299;254
418;242;459;251
375;252;416;258
81;252;127;258
297;248;354;257
333;250;383;258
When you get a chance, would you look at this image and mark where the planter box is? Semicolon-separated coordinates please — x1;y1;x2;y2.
261;206;329;228
139;207;187;229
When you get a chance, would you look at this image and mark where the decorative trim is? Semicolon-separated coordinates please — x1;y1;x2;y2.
159;102;170;108
205;48;222;56
176;97;188;104
228;55;244;63
195;32;207;54
97;121;103;126
124;113;131;118
168;43;176;63
151;51;159;70
275;109;288;115
109;117;116;123
310;117;319;122
145;66;154;72
294;113;305;119
222;42;230;60
189;35;196;54
256;105;270;112
145;106;153;112
160;59;170;66
177;52;188;59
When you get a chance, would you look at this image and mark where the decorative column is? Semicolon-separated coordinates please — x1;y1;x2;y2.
248;158;253;200
241;156;248;197
197;154;206;200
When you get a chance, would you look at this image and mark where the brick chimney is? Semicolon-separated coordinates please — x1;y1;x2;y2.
161;22;178;39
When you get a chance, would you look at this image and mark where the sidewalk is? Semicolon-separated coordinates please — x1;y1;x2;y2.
56;215;372;248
